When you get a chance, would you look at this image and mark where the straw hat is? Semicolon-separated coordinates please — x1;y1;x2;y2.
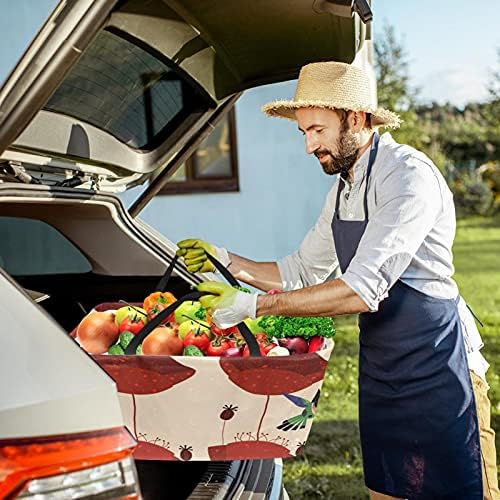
262;61;401;129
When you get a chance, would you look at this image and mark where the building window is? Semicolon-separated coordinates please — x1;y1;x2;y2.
160;109;239;194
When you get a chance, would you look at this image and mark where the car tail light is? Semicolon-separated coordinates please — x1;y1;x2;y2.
15;457;139;499
0;426;140;499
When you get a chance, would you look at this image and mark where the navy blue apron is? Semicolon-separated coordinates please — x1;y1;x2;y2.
331;133;482;499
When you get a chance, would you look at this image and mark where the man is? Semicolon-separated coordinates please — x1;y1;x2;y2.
176;62;498;500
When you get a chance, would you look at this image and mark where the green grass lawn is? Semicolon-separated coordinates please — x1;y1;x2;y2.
283;215;500;499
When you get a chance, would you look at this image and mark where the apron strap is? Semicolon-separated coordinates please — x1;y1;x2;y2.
334;132;380;220
467;303;484;328
363;132;380;218
334;175;346;214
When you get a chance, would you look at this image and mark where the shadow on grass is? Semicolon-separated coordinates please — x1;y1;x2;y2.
284;469;368;499
284;419;366;498
298;420;362;466
286;415;500;499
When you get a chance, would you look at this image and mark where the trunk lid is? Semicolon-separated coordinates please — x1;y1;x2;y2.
0;0;369;194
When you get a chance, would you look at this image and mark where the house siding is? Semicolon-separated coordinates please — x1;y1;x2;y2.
128;82;335;262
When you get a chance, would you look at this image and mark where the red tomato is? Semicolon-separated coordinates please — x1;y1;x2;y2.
118;316;146;335
206;338;233;357
211;324;239;337
242;345;260;357
225;337;237;348
255;333;269;343
183;330;211;351
210;325;225;336
255;334;276;355
147;302;176;324
263;342;276;354
242;340;275;357
231;328;243;341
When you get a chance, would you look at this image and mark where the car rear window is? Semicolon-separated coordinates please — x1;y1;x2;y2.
0;217;91;275
43;29;210;150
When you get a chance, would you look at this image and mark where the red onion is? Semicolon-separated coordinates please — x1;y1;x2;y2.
278;337;309;355
222;346;243;357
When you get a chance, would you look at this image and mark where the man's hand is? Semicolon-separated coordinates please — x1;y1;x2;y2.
196;281;257;329
176;239;231;273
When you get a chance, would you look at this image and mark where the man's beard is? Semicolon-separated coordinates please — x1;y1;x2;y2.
315;122;360;176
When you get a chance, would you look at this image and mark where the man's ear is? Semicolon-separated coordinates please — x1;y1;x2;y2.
348;111;367;132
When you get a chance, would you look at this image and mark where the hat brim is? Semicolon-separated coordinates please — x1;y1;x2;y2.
262;99;401;129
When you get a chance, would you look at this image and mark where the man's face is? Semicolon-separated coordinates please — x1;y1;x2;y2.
295;108;360;176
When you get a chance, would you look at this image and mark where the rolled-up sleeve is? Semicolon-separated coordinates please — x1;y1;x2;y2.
340;158;443;311
278;184;340;290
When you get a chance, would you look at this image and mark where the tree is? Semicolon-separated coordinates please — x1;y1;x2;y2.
487;48;500;102
374;26;499;181
374;24;417;111
374;24;440;168
482;48;500;159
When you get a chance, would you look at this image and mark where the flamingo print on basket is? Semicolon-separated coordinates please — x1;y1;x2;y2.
277;390;321;431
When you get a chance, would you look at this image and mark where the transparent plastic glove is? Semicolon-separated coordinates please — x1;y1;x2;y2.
196;281;258;329
176;238;231;273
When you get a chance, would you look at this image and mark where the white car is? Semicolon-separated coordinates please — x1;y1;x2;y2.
0;0;370;497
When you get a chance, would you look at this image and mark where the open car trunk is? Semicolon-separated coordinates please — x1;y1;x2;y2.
0;185;284;498
0;185;192;330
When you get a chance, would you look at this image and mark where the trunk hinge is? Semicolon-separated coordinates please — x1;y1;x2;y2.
314;0;373;23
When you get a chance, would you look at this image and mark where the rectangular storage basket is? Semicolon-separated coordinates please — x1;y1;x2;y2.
93;339;333;461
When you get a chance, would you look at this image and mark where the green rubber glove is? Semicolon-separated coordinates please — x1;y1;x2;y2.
196;281;258;328
176;239;217;273
196;281;237;309
177;239;232;274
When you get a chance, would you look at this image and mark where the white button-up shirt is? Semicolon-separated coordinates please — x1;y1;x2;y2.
277;132;489;379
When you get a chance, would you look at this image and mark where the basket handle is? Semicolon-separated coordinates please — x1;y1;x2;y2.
124;291;261;356
128;250;261;356
155;250;239;290
206;252;240;286
198;252;261;356
155;253;178;292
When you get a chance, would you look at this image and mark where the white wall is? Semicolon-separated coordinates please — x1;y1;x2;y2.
126;82;336;261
